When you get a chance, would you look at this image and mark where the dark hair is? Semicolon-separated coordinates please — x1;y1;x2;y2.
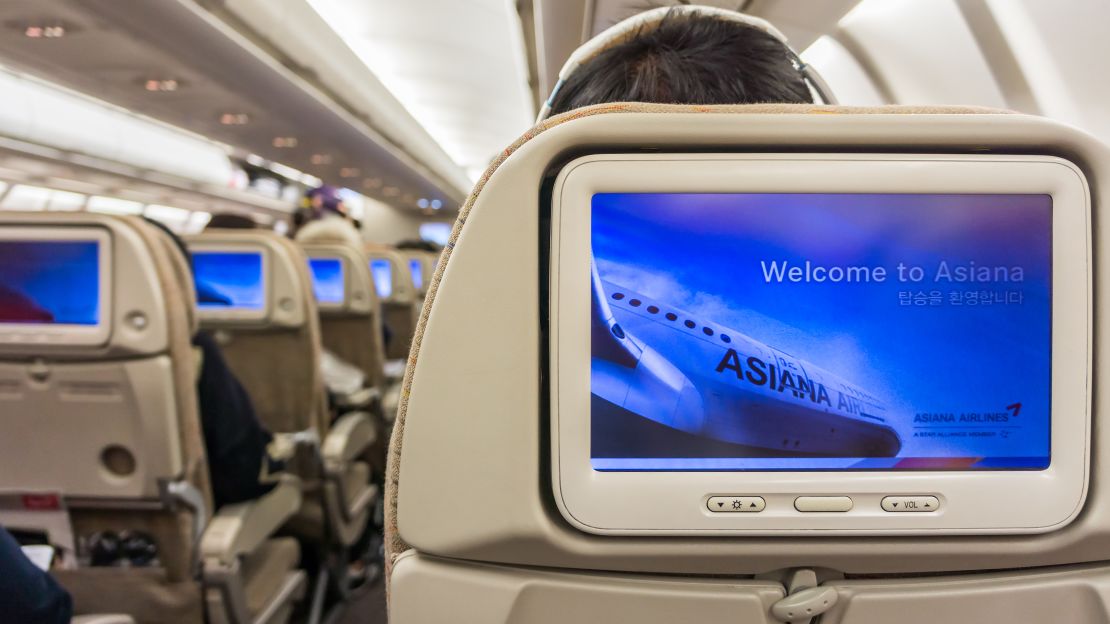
141;217;192;276
206;212;258;230
396;239;442;253
548;9;813;115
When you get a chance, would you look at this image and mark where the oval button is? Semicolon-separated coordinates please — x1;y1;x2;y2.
881;496;939;512
794;496;853;512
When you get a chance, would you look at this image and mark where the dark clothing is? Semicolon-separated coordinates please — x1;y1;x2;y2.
194;332;278;509
0;527;72;624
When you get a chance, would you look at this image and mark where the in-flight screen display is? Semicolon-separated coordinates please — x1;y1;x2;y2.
371;259;393;298
0;240;100;325
192;251;265;310
308;257;345;304
590;193;1052;471
409;258;424;291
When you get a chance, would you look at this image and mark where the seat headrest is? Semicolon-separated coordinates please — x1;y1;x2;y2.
295;216;364;249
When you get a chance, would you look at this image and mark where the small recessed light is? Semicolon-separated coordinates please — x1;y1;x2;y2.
417;198;429;209
143;78;179;92
219;113;249;125
339;167;360;178
431;199;443;210
24;24;65;38
310;153;332;165
363;178;382;190
272;137;298;148
383;186;400;197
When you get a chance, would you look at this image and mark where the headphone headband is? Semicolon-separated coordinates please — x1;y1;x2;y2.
537;5;836;121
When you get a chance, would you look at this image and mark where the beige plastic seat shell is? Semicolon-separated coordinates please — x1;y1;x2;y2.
364;245;421;361
385;104;1110;621
0;214;304;623
188;229;376;549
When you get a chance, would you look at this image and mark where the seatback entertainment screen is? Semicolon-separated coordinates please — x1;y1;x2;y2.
0;240;100;325
371;258;393;299
308;257;345;305
191;250;265;310
409;258;424;291
591;193;1052;472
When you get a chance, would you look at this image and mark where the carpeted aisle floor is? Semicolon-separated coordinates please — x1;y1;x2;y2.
333;579;388;624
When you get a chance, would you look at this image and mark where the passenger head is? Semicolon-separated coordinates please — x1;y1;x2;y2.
306;185;347;218
206;212;258;230
547;6;814;116
294;214;363;249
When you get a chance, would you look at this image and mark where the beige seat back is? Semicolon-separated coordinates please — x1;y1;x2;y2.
364;246;420;360
298;236;387;393
185;230;328;437
385;103;1110;623
0;212;212;619
398;250;435;298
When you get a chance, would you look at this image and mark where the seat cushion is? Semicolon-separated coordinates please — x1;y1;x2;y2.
55;568;202;624
241;537;301;616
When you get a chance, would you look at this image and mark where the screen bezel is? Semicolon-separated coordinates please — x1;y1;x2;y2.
189;244;270;322
550;153;1091;535
307;254;348;309
0;226;112;346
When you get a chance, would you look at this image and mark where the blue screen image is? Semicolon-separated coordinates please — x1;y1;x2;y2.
409;258;424;291
591;193;1052;472
371;259;393;298
0;240;99;325
308;257;345;304
192;251;265;310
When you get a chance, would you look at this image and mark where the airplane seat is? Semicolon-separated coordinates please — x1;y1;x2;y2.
364;246;421;364
295;224;389;407
295;231;390;481
186;230;377;567
0;213;305;624
385;103;1108;623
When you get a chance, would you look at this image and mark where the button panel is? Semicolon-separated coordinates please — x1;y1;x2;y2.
707;496;766;513
794;496;853;512
881;496;939;512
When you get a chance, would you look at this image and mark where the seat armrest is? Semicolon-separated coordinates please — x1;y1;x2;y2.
335;386;381;411
322;411;376;467
199;476;302;566
72;616;136;624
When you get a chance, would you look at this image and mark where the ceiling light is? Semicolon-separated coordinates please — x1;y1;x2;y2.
339;167;360;178
417;198;429;209
310;153;332;165
383;186;400;197
272;137;298;148
219;113;249;125
24;24;66;38
143;79;179;92
430;199;443;210
363;178;382;190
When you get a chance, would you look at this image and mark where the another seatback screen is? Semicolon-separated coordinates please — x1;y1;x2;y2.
0;240;99;325
308;257;345;304
371;259;393;298
409;258;424;291
191;251;265;310
590;193;1052;471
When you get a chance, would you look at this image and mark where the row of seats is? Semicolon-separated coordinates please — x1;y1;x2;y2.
0;211;431;622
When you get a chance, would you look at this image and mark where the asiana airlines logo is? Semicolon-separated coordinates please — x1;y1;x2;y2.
713;348;874;418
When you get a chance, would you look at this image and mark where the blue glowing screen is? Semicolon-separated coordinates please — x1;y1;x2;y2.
191;251;265;310
370;259;393;299
409;258;424;291
0;240;99;325
308;257;345;304
590;193;1052;471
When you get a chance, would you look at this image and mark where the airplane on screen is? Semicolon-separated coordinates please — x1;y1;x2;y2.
590;264;903;458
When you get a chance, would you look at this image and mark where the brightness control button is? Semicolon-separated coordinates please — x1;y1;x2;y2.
881;496;939;513
707;496;766;513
